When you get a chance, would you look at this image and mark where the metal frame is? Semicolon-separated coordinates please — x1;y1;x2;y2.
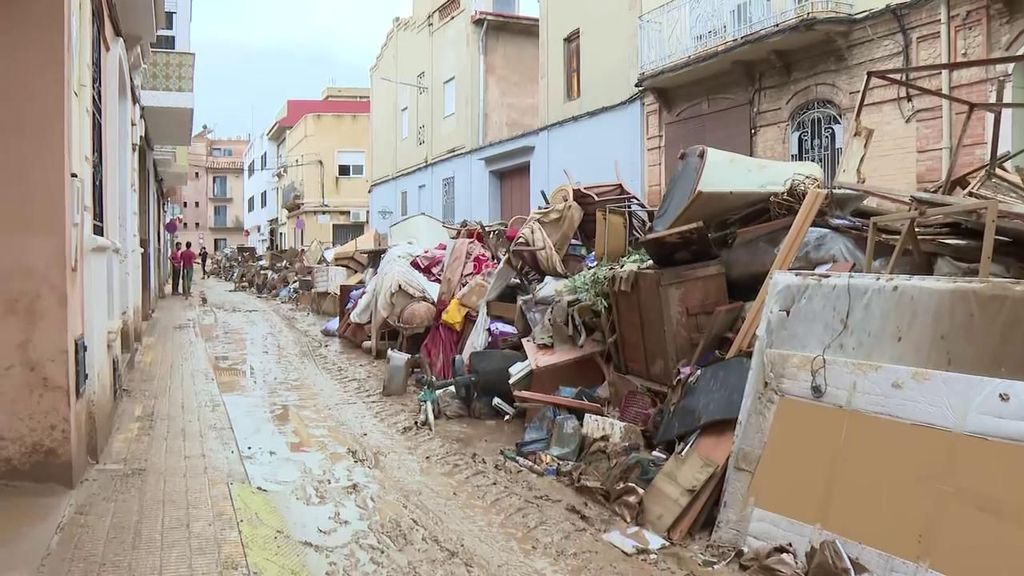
851;55;1024;197
864;200;999;278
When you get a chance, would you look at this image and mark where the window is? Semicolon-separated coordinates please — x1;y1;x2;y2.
213;206;228;227
332;224;363;246
565;30;581;101
442;175;455;224
195;222;199;229
212;175;227;197
260;152;267;170
443;77;456;118
91;0;104;236
214;238;228;252
789;99;844;186
400;106;409;140
400;190;408;217
183;222;188;229
247;196;255;213
336;150;366;177
494;0;517;14
152;34;175;50
195;201;199;208
417;183;427;214
211;147;233;157
194;170;199;179
160;10;175;31
261;190;267;208
247;160;255;178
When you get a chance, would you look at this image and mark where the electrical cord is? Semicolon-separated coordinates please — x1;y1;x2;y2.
809;271;853;399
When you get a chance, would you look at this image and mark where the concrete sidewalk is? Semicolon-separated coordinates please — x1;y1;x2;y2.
37;296;250;576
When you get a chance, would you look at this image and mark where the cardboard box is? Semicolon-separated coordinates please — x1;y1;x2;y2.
487;300;517;322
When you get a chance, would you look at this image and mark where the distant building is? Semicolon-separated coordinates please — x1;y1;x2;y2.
266;88;371;248
368;0;644;230
173;130;248;252
243;135;280;253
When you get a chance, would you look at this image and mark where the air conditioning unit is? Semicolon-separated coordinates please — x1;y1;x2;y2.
350;210;367;223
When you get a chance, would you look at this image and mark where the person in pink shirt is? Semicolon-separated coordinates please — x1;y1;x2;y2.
180;241;198;297
169;241;182;295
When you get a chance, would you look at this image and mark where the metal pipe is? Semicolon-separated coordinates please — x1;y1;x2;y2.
478;19;489;147
940;0;952;173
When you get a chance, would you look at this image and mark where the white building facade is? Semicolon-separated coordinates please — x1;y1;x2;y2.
243;135;280;253
155;0;191;51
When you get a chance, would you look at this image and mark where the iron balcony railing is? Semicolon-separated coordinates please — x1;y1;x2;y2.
639;0;853;75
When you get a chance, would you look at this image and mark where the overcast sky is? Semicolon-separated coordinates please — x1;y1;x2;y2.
191;0;413;138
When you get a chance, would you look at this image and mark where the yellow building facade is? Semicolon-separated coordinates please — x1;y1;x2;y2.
270;88;372;248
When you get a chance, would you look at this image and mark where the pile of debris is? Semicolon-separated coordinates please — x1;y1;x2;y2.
249;57;1024;575
211;235;381;311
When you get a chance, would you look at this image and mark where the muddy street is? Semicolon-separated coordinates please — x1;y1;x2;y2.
197;280;686;575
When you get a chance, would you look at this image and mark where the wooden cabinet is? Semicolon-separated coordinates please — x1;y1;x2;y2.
611;261;728;386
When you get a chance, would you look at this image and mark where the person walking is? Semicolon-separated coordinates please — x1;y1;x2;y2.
170;241;182;295
199;245;209;279
180;241;197;298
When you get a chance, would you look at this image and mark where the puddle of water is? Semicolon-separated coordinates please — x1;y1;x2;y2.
198;305;380;574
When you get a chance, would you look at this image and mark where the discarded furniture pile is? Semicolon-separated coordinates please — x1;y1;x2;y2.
210;234;381;313
286;56;1024;575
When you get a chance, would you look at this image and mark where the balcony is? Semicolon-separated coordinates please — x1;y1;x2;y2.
211;216;244;230
140;50;195;147
473;0;539;18
153;145;188;187
639;0;853;86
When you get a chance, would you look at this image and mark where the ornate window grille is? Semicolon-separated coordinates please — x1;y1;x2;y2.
442;176;455;224
91;1;105;236
789;99;844;185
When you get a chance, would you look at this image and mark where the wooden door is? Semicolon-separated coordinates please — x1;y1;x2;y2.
664;102;751;172
500;165;531;221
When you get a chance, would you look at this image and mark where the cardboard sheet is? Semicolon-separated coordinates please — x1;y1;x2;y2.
750;397;1024;576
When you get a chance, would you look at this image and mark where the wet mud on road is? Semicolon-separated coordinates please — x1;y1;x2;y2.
197;281;686;575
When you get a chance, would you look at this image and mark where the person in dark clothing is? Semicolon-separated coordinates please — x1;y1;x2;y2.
170;241;182;295
199;246;209;278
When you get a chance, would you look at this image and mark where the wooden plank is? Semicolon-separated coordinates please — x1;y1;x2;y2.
512;390;605;415
667;464;726;542
522;337;604;371
944;106;976;196
980;203;998;279
727;189;826;357
885;219;916;275
644;421;735;539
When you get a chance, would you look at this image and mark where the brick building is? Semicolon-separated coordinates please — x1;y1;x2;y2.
640;0;1024;205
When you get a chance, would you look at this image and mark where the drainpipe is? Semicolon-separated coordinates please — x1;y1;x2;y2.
479;19;489;147
940;0;952;173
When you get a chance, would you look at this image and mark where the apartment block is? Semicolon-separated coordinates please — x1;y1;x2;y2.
638;0;1024;204
244;134;281;253
0;0;194;485
266;88;372;249
174;130;248;252
369;0;646;231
